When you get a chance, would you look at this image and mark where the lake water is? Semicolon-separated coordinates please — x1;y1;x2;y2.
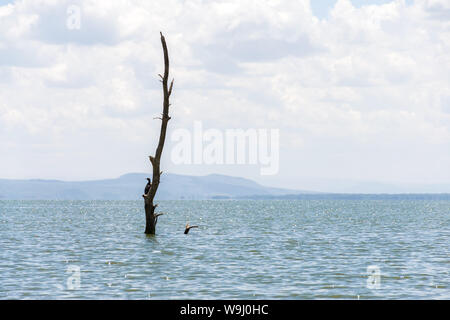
0;200;449;299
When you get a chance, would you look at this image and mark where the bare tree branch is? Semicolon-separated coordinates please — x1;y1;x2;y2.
143;32;173;235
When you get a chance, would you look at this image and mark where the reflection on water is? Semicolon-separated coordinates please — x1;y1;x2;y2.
0;200;449;299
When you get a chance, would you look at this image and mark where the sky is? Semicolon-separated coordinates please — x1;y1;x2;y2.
0;0;449;192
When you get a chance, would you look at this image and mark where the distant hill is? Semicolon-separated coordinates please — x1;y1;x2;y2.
0;173;316;200
2;173;448;200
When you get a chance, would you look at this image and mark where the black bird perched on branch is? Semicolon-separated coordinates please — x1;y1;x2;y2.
184;223;198;234
144;178;151;195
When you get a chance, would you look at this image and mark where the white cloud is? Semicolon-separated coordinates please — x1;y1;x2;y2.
0;0;449;191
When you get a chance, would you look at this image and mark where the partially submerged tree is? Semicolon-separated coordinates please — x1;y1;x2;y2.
143;32;174;235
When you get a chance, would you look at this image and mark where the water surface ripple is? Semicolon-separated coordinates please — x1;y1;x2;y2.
0;200;448;299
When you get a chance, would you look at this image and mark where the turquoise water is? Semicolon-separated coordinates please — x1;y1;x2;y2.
0;200;448;299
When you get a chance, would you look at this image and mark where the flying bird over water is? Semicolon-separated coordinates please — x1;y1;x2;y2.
184;223;198;234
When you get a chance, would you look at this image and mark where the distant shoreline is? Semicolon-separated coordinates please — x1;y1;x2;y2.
232;194;450;200
1;194;450;201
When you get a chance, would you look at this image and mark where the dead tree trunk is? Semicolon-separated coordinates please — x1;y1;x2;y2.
143;32;174;235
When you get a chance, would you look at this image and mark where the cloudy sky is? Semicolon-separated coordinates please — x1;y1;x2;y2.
0;0;449;192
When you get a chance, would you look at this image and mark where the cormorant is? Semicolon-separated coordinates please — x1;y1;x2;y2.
144;178;151;195
184;223;198;234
